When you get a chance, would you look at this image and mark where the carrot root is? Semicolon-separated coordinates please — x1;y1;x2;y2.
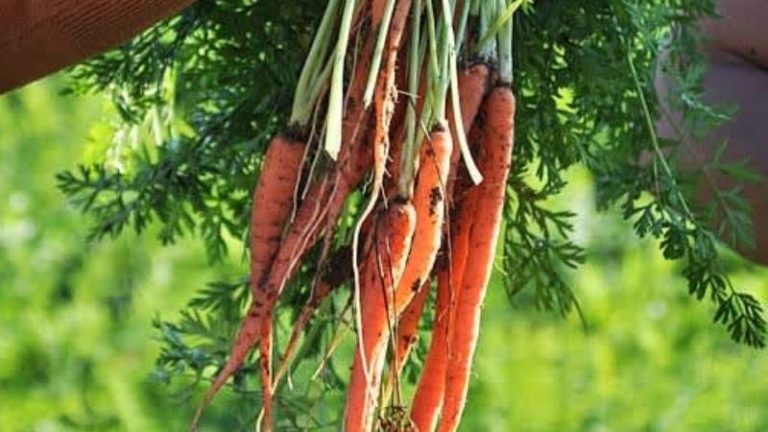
345;201;417;432
438;85;515;432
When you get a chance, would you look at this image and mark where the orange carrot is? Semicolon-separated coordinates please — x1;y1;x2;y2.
252;28;375;330
256;27;386;428
189;131;305;430
391;128;451;316
337;30;376;173
255;174;331;321
250;131;307;290
438;85;515;432
248;131;306;431
256;23;381;347
346;125;450;430
345;200;417;432
357;0;412;225
409;257;451;431
445;118;486;331
259;24;393;422
346;3;412;428
189;177;330;431
408;117;487;431
254;174;332;430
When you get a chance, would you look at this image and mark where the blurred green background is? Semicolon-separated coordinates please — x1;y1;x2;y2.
1;77;766;432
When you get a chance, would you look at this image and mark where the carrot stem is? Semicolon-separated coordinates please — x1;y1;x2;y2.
477;0;497;60
291;0;340;124
454;0;473;51
399;0;424;199
475;0;524;57
431;0;451;123
424;0;441;97
398;0;439;198
496;0;514;83
443;2;483;187
324;0;357;160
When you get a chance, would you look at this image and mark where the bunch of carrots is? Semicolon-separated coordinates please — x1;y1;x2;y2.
191;0;519;430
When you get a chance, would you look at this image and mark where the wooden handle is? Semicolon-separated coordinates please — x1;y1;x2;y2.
0;0;195;94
